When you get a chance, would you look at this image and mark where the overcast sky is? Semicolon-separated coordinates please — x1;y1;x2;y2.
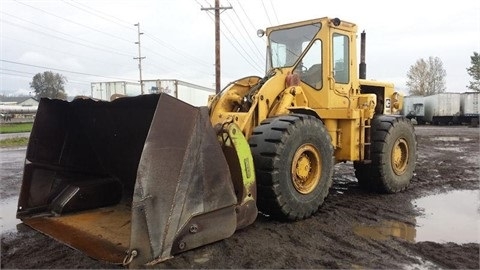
1;0;479;97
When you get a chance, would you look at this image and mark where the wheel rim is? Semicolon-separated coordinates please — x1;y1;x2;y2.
391;138;409;175
291;143;321;194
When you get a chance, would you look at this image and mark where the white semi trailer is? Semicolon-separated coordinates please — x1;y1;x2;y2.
90;80;214;106
460;92;479;126
424;93;462;125
143;79;214;106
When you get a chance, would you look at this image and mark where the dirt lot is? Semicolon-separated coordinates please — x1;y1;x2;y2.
1;125;479;269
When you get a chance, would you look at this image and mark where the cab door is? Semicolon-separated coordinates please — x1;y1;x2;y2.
332;32;352;96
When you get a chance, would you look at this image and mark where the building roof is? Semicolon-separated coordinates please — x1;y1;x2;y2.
0;96;38;104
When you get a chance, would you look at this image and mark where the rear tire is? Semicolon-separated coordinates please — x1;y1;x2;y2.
249;114;334;220
354;115;417;193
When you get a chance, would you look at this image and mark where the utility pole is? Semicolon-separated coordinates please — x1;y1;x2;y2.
201;0;231;94
134;22;145;94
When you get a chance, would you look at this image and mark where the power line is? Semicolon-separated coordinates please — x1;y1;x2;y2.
0;11;135;56
0;68;36;76
0;68;93;84
219;18;264;72
268;0;280;25
1;36;131;67
3;10;209;80
0;72;32;79
233;0;267;44
141;46;211;76
233;0;258;33
13;0;133;44
57;0;219;80
261;0;273;26
61;0;136;30
201;0;233;93
144;33;212;68
204;12;263;74
194;0;206;8
1;19;135;58
1;59;137;82
225;6;264;61
229;2;265;59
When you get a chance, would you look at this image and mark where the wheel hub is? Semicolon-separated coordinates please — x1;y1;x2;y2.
392;138;409;175
291;144;321;194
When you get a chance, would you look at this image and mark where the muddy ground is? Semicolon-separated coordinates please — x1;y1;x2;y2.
1;125;479;269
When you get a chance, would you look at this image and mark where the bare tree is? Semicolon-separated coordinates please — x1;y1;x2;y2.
406;56;446;96
30;71;68;100
466;52;480;92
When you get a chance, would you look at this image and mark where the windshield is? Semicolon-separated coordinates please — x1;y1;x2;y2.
268;23;321;69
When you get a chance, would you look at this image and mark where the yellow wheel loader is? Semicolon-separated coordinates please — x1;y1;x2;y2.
16;17;416;267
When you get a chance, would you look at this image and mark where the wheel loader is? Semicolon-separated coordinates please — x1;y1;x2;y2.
16;17;416;267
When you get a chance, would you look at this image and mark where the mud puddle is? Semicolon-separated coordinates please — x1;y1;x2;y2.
414;189;479;244
354;190;479;244
1;197;20;232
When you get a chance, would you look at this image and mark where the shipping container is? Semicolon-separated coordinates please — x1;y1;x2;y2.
424;93;461;125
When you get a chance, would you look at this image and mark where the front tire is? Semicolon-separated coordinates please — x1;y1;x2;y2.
354;115;417;193
249;114;334;220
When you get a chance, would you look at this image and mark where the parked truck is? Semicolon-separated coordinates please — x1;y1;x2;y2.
402;95;426;124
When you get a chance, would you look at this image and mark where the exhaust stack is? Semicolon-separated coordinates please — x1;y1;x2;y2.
359;30;367;79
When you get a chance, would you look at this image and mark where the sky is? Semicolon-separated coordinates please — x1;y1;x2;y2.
1;0;479;97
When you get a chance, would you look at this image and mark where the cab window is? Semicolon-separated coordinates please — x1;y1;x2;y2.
298;39;322;89
333;34;349;84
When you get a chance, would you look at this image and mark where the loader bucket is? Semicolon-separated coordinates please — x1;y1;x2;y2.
16;94;243;267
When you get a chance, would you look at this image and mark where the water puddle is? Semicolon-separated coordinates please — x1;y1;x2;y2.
430;136;472;142
0;197;20;232
414;190;479;244
353;220;416;242
354;190;479;244
433;147;463;152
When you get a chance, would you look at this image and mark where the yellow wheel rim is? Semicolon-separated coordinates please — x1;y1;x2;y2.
391;138;409;175
291;144;321;194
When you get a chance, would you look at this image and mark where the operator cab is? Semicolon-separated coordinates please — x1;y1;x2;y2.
264;18;353;91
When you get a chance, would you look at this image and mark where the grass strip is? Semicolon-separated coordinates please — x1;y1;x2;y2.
0;123;33;134
0;137;29;148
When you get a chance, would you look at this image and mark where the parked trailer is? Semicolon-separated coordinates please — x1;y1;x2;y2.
90;80;214;106
143;79;214;106
402;96;425;124
91;81;141;100
424;93;461;125
460;92;479;126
